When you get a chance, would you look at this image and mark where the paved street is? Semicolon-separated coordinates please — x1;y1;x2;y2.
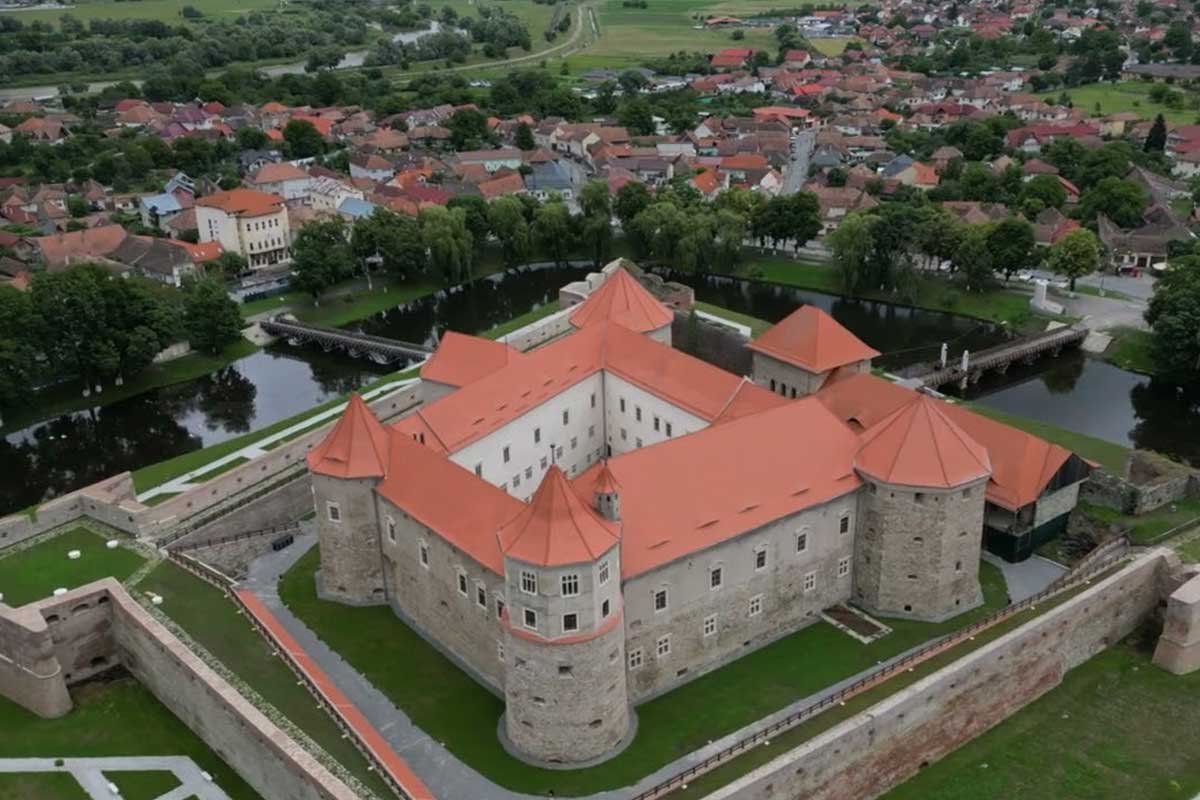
0;756;232;800
783;128;816;195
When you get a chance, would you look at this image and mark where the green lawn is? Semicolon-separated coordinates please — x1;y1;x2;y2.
1038;81;1200;125
0;679;258;800
965;403;1131;474
189;456;250;483
1177;537;1200;563
136;561;392;799
0;339;259;436
0;0;277;26
695;301;772;338
883;640;1200;800
0;773;89;800
0;528;144;607
1105;327;1155;375
479;301;561;340
106;770;181;800
1075;499;1200;545
279;546;1006;795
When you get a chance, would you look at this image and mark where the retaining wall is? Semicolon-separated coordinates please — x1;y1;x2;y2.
703;549;1174;800
672;310;752;377
1080;450;1200;516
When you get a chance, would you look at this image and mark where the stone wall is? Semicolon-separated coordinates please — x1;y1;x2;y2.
0;603;71;718
173;475;311;554
181;529;296;582
1080;450;1200;516
672;311;752;377
497;308;576;352
702;549;1173;800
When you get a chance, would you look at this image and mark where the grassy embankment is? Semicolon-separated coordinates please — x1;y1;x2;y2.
1104;327;1155;375
278;545;1007;796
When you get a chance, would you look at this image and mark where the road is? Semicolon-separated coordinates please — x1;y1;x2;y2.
783;128;816;195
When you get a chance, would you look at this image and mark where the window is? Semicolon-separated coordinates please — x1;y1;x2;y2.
635;406;642;422
571;436;578;450
709;566;723;590
653;415;660;432
520;570;537;595
561;574;580;597
563;613;579;633
590;392;596;408
496;598;506;620
556;445;564;459
534;427;541;444
387;516;396;543
498;642;505;662
636;437;643;448
562;410;570;425
955;560;963;572
476;582;487;608
803;571;817;593
588;424;595;438
838;556;850;577
749;594;763;617
475;463;483;478
513;473;521;489
503;446;511;464
601;598;611;618
665;422;673;437
326;501;341;522
523;608;538;631
653;588;668;612
540;456;549;470
419;541;429;568
620;398;626;413
796;531;809;553
839;514;851;534
703;614;717;637
754;547;768;571
629;648;644;669
621;428;628;441
457;570;468;597
914;492;926;504
655;634;671;658
598;560;610;586
525;466;533;480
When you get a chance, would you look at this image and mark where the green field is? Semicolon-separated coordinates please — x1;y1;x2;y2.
279;545;1007;795
883;640;1200;800
137;561;392;797
0;678;259;799
1037;81;1200;125
0;0;276;26
0;528;145;607
106;770;182;800
1105;327;1155;375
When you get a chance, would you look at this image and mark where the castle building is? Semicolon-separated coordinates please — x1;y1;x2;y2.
306;265;1091;766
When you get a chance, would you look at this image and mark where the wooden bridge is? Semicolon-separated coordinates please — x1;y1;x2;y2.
261;316;432;365
911;323;1089;390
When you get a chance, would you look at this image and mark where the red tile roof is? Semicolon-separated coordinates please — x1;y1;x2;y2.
854;394;992;488
498;466;619;568
307;394;391;479
249;162;309;185
747;306;880;374
420;331;525;387
196;188;285;218
569;266;674;333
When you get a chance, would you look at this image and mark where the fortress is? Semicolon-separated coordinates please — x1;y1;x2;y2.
306;262;1093;766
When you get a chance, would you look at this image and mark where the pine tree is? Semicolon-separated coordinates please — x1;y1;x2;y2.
1145;114;1167;153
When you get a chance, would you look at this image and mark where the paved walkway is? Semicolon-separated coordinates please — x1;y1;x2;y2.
0;756;231;800
136;376;420;504
243;534;986;800
983;552;1066;603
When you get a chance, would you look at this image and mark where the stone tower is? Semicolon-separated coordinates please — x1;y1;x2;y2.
306;394;390;606
852;395;991;622
497;466;630;765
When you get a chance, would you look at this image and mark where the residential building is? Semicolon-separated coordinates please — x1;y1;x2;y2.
195;189;290;269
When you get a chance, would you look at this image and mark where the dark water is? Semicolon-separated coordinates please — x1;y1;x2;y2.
2;264;1197;515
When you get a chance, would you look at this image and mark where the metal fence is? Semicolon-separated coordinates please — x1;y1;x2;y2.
170;521;303;553
629;544;1130;800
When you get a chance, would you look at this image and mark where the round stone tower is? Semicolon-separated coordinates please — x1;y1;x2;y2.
852;395;991;622
306;394;391;606
497;465;630;765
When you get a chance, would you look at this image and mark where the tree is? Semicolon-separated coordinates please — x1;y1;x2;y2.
631;202;687;262
446;108;490;150
1020;174;1067;211
235;127;270;151
1079;177;1148;229
617;69;649;96
827;212;877;295
751;192;821;250
578;180;613;267
351;208;426;279
532;200;574;265
1145;257;1200;380
987;217;1035;281
515;121;535;151
306;47;344;73
0;285;37;407
617;97;655;136
956;224;995;292
447;195;491;252
1046;228;1100;291
183;276;242;355
713;209;748;273
421;206;474;285
292;219;352;300
487;197;531;267
615;182;652;231
1145;114;1167;154
283;119;325;159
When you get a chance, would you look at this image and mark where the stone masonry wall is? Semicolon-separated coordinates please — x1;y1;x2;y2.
0;604;71;718
183;531;294;582
702;549;1171;800
672;311;752;377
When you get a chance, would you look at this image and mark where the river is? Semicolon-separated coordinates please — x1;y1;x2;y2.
2;266;1197;516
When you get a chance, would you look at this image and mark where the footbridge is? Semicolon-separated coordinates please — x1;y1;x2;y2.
261;316;432;364
912;323;1089;390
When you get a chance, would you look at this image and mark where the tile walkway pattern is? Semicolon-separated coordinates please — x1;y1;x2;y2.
0;756;231;800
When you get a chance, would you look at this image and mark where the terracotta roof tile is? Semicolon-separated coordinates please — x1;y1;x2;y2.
196;188;285;217
748;306;880;374
420;331;525;387
306;394;391;479
569;266;674;333
854;394;992;488
498;466;620;567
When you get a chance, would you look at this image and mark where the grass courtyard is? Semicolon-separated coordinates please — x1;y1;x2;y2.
278;546;1007;795
1037;81;1200;126
106;770;182;800
0;772;90;800
0;677;259;800
136;560;393;799
0;527;145;608
883;639;1200;800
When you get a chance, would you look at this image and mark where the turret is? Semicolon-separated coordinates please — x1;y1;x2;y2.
593;461;621;522
306;394;390;605
496;467;630;765
852;395;991;622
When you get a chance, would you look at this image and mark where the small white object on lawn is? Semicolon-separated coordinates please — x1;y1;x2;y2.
67;550;81;560
106;540;119;550
53;588;68;597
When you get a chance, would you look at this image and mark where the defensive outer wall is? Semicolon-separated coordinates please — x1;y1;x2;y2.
0;578;358;800
699;548;1197;800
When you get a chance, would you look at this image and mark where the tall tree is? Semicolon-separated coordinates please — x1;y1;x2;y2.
514;121;536;151
1079;177;1148;228
421;206;474;285
352;209;426;279
487;197;531;267
1145;257;1200;379
1144;114;1168;154
292;219;352;300
987;217;1035;281
532;200;574;266
578;180;613;267
827;212;878;296
0;285;37;408
183;276;242;355
955;224;995;293
282;119;326;159
1046;228;1100;291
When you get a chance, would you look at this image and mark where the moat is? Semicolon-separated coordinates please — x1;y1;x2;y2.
3;264;1199;515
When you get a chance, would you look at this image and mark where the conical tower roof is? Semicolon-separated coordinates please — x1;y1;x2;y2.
594;461;621;495
306;394;391;479
854;395;991;489
498;466;619;567
569;265;674;333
